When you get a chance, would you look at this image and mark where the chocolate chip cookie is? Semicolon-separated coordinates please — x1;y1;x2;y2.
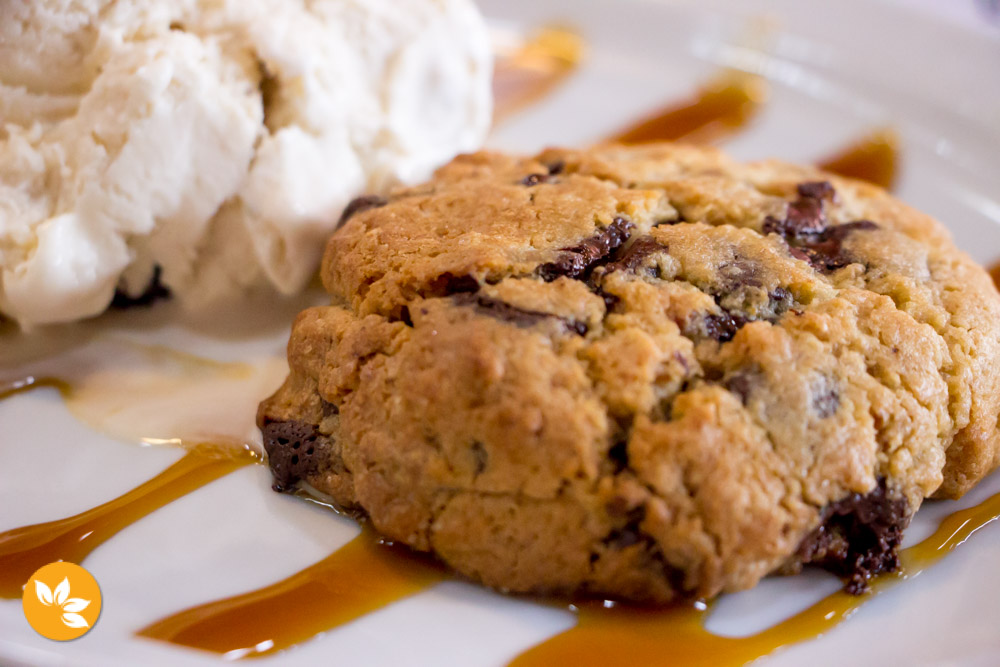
258;143;1000;602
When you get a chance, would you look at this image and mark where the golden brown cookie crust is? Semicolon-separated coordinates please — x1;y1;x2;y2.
260;143;1000;602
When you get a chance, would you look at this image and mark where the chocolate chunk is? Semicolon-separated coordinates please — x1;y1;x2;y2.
791;221;880;272
521;173;550;186
337;194;388;229
454;293;588;336
604;236;666;275
796;479;909;594
428;272;480;296
763;182;878;272
724;372;756;405
763;198;825;239
546;160;565;175
796;181;837;201
608;440;629;473
599;289;620;313
111;266;171;309
538;217;634;281
699;311;748;343
262;420;334;492
763;181;836;240
718;258;764;289
602;506;646;550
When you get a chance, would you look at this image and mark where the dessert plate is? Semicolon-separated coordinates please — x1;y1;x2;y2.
2;0;999;665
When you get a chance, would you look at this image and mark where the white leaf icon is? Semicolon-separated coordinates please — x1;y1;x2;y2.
53;578;70;606
61;613;90;629
62;598;90;613
35;580;53;606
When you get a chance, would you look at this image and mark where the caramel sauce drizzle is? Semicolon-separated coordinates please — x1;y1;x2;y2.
609;71;768;146
816;128;901;190
0;375;70;401
511;491;1000;667
137;528;443;659
131;490;1000;662
600;74;897;190
0;394;257;600
492;26;584;125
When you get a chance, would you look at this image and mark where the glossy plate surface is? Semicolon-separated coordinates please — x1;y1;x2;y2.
2;0;1000;665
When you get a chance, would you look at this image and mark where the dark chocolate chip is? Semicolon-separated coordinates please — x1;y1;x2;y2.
763;181;836;241
471;441;488;476
111;265;171;309
811;375;840;418
262;420;334;492
337;194;388;229
547;160;565;175
599;290;621;313
797;181;837;201
700;311;748;343
538;217;634;281
725;372;756;405
604;236;667;275
718;258;764;289
608;440;629;473
602;506;646;550
796;478;909;594
764;198;826;239
790;220;880;272
453;293;587;336
428;272;480;296
521;173;550;187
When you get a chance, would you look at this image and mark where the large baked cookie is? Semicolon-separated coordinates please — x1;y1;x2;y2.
258;143;1000;602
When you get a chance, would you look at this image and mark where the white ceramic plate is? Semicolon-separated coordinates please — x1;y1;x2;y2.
2;0;1000;665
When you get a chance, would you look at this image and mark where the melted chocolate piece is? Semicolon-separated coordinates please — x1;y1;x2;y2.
791;220;879;272
262;420;335;492
454;293;588;335
428;273;480;296
797;479;909;594
763;183;878;272
796;181;837;201
521;173;551;186
538;217;634;281
337;195;388;229
700;311;748;343
763;181;834;240
111;266;171;309
604;237;667;275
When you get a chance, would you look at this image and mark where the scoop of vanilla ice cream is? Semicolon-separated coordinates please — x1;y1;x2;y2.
0;0;492;326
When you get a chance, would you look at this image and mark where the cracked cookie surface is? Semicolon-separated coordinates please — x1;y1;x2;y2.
258;143;1000;602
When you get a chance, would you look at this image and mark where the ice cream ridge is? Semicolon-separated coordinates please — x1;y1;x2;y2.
0;0;492;326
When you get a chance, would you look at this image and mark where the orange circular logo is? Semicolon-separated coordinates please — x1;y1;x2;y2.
22;562;102;641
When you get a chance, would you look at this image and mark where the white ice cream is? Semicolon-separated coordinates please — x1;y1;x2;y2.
0;0;492;326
